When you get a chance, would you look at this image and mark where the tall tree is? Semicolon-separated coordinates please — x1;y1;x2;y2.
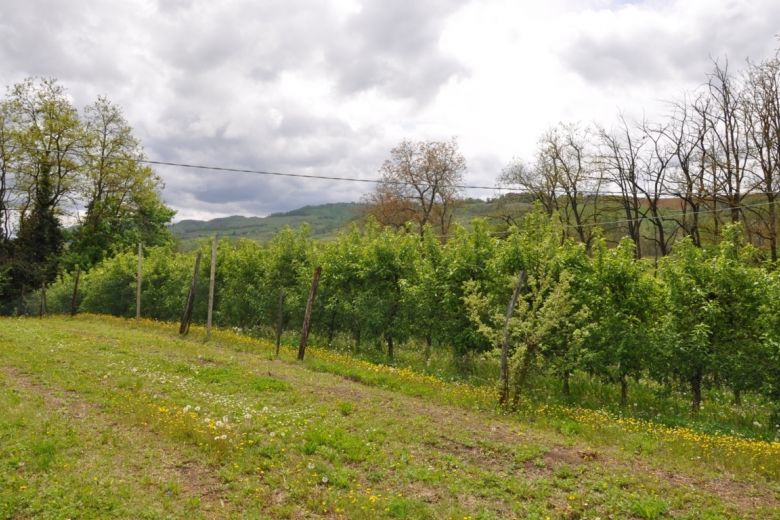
744;55;780;262
597;117;645;257
365;138;465;237
68;97;173;268
537;124;601;249
3;78;82;304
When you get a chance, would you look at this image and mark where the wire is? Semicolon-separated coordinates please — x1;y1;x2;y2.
3;144;698;196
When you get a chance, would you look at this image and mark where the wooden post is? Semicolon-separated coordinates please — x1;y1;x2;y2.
39;284;47;318
206;236;217;336
297;266;321;361
70;267;81;316
500;270;526;406
275;289;285;357
136;243;142;319
179;251;202;335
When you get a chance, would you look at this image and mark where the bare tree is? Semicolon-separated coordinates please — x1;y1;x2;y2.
664;96;711;248
704;60;752;230
499;157;560;224
744;55;780;262
597;116;645;257
365;138;465;237
537;123;601;249
638;118;680;258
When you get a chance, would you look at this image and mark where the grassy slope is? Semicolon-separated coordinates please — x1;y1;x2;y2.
0;316;778;519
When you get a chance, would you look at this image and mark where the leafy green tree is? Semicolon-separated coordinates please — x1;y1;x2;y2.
583;237;664;406
401;225;448;362
317;225;370;347
660;225;769;412
441;219;498;359
358;221;417;360
12;158;64;289
67;97;173;269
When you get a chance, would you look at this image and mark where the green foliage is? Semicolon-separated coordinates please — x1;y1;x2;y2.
659;225;773;411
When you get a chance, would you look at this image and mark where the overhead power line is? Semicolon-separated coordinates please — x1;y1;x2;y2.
6;145;697;196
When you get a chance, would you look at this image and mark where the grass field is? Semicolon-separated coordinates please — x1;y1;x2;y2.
0;316;778;519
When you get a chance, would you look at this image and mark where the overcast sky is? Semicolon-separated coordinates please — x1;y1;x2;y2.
1;0;779;220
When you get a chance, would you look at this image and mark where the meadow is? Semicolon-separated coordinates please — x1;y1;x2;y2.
0;315;778;519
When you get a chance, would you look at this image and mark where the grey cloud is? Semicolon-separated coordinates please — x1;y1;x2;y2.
0;0;126;85
560;2;780;87
328;0;469;101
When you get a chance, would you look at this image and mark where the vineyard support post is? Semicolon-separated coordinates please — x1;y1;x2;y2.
179;252;202;335
275;289;285;357
500;270;526;406
39;284;47;318
136;243;142;319
297;266;321;360
70;267;81;316
206;235;217;337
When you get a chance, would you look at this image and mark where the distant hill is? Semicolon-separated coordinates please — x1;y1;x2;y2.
170;196;535;248
170;203;365;248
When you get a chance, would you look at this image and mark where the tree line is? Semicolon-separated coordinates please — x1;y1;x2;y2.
0;78;174;312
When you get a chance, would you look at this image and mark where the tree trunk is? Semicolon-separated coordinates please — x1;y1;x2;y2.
562;371;571;397
424;334;432;365
691;370;703;414
511;342;538;408
327;306;337;346
733;388;742;406
619;375;628;407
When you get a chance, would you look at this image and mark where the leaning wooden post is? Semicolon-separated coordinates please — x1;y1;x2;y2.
297;266;321;361
275;289;285;357
179;252;202;335
500;270;526;406
136;243;143;319
206;236;217;337
70;267;81;316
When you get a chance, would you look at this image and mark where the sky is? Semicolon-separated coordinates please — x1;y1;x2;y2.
1;0;779;221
